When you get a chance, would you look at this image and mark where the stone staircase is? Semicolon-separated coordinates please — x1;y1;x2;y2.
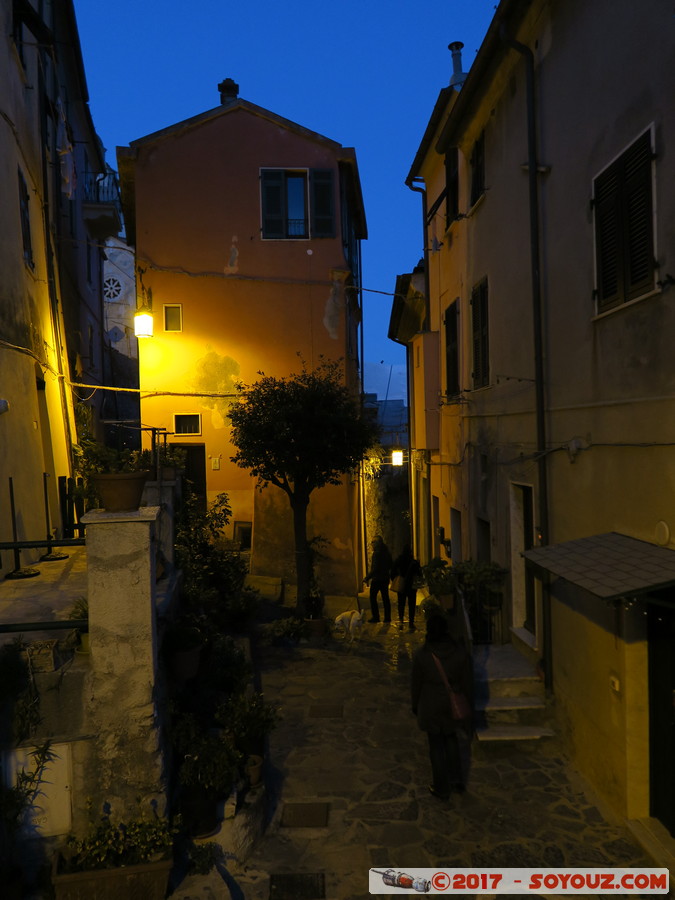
472;643;554;742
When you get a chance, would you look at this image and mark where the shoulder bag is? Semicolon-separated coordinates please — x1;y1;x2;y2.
431;652;472;721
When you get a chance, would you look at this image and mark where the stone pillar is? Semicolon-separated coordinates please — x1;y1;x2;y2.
80;507;167;816
141;479;178;567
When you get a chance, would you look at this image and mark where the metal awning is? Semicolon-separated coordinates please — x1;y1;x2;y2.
523;532;675;601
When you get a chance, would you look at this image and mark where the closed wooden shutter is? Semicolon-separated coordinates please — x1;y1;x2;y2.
444;300;460;397
260;169;285;238
311;169;335;238
594;130;653;311
471;280;489;389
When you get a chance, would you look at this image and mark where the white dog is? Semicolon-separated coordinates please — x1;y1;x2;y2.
334;609;363;642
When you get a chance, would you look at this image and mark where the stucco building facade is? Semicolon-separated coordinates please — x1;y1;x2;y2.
118;80;368;592
0;0;120;574
392;0;675;846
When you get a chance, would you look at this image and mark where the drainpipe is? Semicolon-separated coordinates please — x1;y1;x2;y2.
406;178;433;562
407;178;430;329
501;30;552;691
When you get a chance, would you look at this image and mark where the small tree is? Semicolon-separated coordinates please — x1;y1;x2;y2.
228;359;379;611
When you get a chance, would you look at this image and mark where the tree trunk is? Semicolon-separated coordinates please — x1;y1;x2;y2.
290;494;310;614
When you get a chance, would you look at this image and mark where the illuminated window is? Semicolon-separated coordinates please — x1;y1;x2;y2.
174;414;201;435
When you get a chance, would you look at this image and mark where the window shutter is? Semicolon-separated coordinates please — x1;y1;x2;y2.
444;301;460;397
594;160;622;311
310;169;335;238
260;169;285;238
445;148;459;227
594;130;654;311
471;280;489;388
470;133;485;207
624;131;653;301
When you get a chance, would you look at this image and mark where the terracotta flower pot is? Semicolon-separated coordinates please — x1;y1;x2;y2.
90;471;150;512
52;854;172;900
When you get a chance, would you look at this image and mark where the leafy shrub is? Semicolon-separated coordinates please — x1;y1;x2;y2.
59;804;177;872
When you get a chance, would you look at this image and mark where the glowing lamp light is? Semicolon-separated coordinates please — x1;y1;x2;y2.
134;307;154;338
391;449;404;467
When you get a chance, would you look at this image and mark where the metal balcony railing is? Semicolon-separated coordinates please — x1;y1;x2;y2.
83;170;121;206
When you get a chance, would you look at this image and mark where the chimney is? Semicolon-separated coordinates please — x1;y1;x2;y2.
218;78;239;105
448;42;467;88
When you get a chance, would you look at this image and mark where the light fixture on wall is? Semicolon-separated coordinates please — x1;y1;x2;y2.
134;275;154;338
391;449;404;467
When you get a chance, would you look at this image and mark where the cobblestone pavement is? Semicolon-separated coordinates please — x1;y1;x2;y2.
175;618;658;900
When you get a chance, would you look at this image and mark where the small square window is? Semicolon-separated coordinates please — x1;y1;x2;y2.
174;414;201;435
164;304;182;332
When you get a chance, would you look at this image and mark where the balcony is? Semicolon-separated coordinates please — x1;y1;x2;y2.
82;169;122;239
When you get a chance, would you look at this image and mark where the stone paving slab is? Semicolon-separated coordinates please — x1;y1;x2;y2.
206;625;657;900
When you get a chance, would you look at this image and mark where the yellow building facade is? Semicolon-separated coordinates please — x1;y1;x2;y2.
394;0;675;850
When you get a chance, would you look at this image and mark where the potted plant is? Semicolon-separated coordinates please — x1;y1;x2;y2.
51;803;176;900
214;690;278;758
172;714;242;836
454;560;508;609
422;557;457;608
73;437;151;512
135;444;187;481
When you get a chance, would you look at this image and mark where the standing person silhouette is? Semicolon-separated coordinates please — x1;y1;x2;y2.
411;614;474;799
391;545;422;630
364;536;393;623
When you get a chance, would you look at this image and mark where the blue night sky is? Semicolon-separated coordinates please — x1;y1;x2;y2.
73;0;496;400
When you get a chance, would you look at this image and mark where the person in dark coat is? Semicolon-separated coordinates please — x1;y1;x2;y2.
411;614;473;799
391;545;422;630
364;536;393;623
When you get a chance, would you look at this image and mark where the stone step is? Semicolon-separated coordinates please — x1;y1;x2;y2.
476;723;555;742
477;694;549;727
477;695;545;711
474;674;545;700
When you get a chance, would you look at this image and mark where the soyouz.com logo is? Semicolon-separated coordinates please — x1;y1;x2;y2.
368;867;670;894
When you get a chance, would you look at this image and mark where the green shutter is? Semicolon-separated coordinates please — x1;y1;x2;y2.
310;169;335;238
261;169;285;238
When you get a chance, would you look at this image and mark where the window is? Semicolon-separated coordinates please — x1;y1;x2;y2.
260;168;335;239
471;279;489;389
444;300;460;397
470;132;485;207
593;130;655;312
445;148;459;227
163;304;182;332
174;414;201;435
18;169;33;267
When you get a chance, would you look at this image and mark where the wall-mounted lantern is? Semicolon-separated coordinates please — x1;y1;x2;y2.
391;449;404;467
134;305;154;338
135;270;154;338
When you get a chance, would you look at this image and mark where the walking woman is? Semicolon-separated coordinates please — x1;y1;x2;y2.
411;614;473;799
391;545;421;630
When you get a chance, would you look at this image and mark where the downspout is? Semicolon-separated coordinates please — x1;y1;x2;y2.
501;30;552;691
406;177;432;563
358;240;368;583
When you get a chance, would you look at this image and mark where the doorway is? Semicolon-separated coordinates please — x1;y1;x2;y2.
172;443;207;509
648;598;675;836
